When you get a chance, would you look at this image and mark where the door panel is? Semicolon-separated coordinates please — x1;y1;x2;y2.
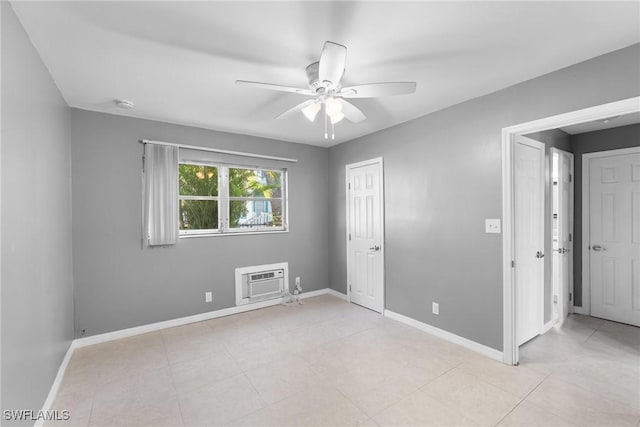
590;152;640;326
348;160;384;313
558;151;573;323
515;136;545;346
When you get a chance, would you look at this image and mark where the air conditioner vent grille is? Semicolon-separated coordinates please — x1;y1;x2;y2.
250;272;275;281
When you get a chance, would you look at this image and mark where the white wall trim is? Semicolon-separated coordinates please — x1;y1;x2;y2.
581;146;640;318
326;288;349;301
34;341;76;427
384;309;503;362
501;129;517;366
501;96;640;366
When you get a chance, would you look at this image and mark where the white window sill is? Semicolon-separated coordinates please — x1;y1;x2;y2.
179;229;288;239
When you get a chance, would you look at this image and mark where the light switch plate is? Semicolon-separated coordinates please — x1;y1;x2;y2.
485;219;501;234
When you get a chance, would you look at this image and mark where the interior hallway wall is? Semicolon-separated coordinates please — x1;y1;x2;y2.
1;3;74;423
328;44;640;351
571;123;640;307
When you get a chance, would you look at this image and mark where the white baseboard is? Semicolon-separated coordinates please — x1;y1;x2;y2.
35;341;76;427
572;305;585;315
384;309;503;362
326;288;348;301
298;288;330;299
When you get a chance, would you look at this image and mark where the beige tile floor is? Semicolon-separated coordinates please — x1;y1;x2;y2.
47;295;640;427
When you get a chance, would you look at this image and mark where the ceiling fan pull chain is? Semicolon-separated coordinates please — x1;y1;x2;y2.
324;107;328;139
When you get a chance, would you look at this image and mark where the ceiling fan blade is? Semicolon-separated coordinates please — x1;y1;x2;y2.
275;99;318;120
339;99;366;123
236;80;314;96
318;41;347;87
340;82;417;98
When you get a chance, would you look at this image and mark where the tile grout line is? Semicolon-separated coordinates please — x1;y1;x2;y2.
160;332;187;427
582;322;602;343
491;371;553;426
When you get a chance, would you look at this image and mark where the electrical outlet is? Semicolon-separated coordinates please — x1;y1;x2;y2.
205;291;212;303
485;219;501;234
432;302;439;315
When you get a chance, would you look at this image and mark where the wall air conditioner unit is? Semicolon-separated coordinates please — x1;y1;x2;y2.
235;262;289;306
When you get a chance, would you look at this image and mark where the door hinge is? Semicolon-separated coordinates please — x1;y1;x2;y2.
569;293;572;301
511;260;515;268
349;284;352;292
348;183;351;190
348;233;351;241
569;173;572;183
569;233;572;242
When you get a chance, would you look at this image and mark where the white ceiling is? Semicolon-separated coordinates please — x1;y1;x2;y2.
11;1;640;147
560;111;640;135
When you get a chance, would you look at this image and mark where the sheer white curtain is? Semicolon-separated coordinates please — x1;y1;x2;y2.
144;143;179;246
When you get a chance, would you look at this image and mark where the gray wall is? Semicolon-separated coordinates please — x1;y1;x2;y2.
328;43;640;351
1;2;74;423
70;110;328;337
571;123;640;306
524;130;572;323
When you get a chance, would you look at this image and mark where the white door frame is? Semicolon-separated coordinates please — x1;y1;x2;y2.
501;96;639;366
345;157;385;311
581;146;640;317
550;147;575;322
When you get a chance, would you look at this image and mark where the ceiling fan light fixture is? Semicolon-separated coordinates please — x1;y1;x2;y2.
237;41;416;140
325;97;342;116
301;102;321;122
330;111;345;124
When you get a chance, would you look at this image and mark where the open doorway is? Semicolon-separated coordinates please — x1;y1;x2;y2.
501;96;640;366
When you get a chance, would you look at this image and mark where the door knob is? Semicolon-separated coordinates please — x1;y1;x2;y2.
369;245;381;251
536;251;544;258
592;245;606;252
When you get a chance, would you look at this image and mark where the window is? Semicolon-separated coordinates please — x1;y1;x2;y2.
179;164;219;233
178;163;286;236
229;168;283;230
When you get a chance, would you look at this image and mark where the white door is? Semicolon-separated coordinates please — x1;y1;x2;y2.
515;136;545;346
589;151;640;326
347;159;384;313
556;150;574;324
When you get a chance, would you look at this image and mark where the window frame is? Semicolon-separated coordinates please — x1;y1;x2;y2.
227;165;286;233
178;161;288;238
178;162;221;236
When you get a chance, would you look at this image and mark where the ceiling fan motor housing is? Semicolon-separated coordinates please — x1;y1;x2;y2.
306;62;324;92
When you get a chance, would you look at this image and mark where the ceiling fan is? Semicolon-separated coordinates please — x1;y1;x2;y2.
236;41;417;140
